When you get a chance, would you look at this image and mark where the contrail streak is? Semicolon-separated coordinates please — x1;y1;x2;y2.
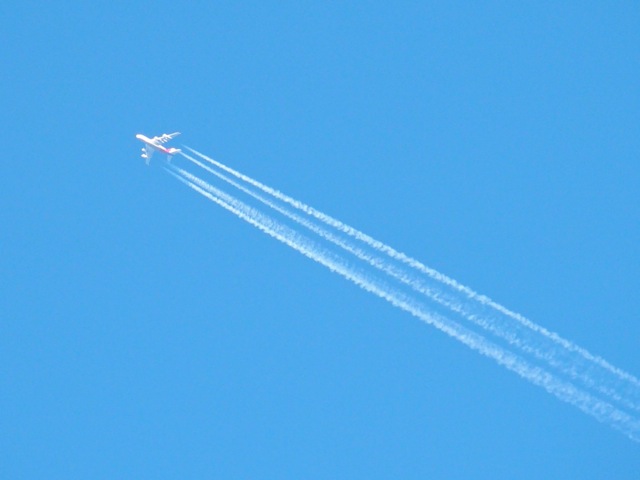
165;164;640;442
176;154;601;389
182;147;640;413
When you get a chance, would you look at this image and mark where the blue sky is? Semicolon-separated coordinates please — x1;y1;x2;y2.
2;2;639;478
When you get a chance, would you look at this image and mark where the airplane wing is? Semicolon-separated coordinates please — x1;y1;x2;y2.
142;145;154;165
154;132;181;144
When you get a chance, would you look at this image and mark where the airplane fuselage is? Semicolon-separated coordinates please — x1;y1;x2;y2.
136;132;181;164
136;134;175;155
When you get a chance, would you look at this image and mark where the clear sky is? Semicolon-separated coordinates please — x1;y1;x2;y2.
2;2;639;478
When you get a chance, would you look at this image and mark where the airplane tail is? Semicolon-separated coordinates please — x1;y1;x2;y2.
167;148;181;162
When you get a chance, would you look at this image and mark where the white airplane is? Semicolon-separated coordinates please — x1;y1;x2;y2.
136;132;181;164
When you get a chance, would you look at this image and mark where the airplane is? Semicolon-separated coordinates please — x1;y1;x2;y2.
136;132;181;164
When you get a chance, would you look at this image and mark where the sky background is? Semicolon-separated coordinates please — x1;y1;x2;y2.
2;2;639;478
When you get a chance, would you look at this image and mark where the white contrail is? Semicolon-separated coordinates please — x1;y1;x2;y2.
183;146;638;385
176;155;581;377
182;148;640;412
165;165;640;442
179;151;638;412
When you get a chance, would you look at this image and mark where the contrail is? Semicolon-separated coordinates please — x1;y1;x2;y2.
182;148;640;413
165;164;640;442
177;153;609;395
